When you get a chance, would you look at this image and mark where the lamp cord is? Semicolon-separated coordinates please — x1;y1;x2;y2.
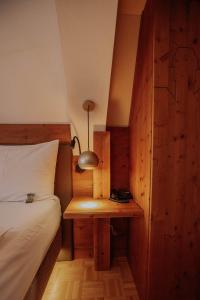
87;105;90;151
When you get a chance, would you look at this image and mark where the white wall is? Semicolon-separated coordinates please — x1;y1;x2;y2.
0;0;69;123
0;0;118;152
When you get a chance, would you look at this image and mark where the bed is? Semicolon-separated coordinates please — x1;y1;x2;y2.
0;124;73;300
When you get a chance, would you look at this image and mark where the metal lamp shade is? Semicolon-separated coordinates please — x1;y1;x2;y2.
78;150;99;170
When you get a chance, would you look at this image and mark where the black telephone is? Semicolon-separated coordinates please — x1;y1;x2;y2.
110;189;133;203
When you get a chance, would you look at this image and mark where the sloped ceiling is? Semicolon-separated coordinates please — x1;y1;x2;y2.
107;0;146;127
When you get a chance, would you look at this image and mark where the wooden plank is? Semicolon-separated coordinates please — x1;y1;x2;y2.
73;219;93;259
128;0;154;299
93;133;102;198
72;156;93;197
63;197;144;219
93;132;110;199
111;217;129;257
93;218;110;271
149;1;200;299
107;127;129;190
0;124;70;144
107;127;130;258
43;257;139;300
72;155;93;258
72;131;110;259
73;248;93;259
129;0;200;299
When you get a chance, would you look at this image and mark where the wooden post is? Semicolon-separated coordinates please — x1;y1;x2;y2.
93;131;110;198
93;218;110;271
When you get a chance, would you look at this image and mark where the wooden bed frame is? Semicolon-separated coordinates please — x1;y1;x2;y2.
0;124;73;300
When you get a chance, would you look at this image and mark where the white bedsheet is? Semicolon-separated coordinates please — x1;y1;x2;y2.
0;196;61;300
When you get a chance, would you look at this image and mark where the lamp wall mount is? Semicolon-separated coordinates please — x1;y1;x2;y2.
82;100;95;112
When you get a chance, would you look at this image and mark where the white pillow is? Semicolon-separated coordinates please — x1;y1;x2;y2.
0;140;59;202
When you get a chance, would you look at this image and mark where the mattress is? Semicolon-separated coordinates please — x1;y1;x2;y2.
0;196;61;300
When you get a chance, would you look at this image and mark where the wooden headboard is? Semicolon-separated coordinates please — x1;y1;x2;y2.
0;124;73;260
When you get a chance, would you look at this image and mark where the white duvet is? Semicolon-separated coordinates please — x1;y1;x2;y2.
0;196;61;300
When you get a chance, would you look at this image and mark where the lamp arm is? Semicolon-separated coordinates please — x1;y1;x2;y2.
87;105;90;151
70;136;82;155
70;136;85;173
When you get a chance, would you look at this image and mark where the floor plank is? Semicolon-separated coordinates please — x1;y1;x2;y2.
42;257;139;300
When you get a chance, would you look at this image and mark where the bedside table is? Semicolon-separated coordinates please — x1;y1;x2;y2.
63;196;143;270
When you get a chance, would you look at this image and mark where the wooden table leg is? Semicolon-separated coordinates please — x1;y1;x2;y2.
93;218;110;271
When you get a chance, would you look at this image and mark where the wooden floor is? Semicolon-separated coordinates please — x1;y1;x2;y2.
42;257;139;300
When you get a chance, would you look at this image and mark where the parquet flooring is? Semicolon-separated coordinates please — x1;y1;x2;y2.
42;257;139;300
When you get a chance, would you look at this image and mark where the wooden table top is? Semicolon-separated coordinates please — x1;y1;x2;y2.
63;196;144;219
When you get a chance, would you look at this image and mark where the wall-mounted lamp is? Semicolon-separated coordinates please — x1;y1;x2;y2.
69;100;99;172
78;100;99;170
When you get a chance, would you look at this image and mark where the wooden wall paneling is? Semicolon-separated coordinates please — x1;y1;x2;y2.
72;156;93;258
107;126;130;257
148;0;171;298
0;124;71;144
110;217;129;257
107;127;129;190
72;156;93;197
149;1;200;299
72;132;111;258
128;0;154;299
129;0;200;299
93;131;110;199
94;218;110;271
73;219;93;259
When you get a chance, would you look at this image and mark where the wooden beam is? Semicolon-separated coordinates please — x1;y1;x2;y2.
93;218;110;271
72;156;93;197
93;131;110;198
